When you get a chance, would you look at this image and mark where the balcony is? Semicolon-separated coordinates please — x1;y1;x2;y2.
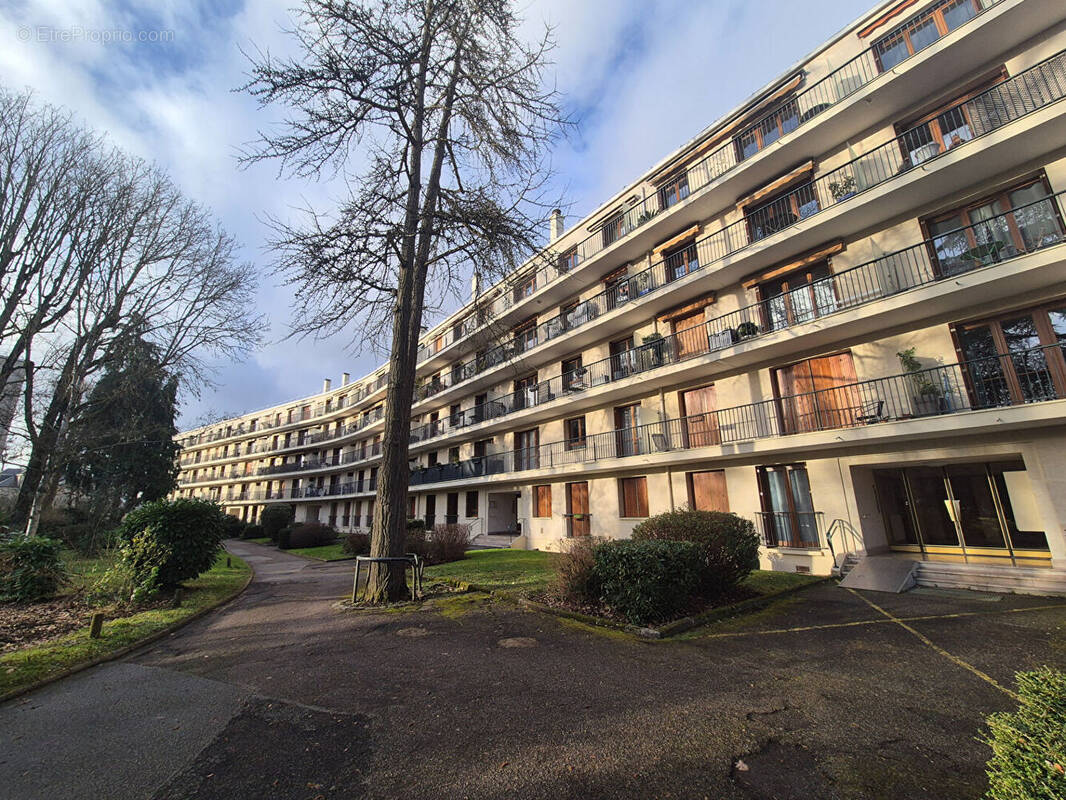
405;340;1066;489
404;191;1066;448
412;0;1012;368
405;50;1066;409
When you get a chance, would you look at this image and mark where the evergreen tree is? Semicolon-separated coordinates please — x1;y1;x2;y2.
64;328;180;522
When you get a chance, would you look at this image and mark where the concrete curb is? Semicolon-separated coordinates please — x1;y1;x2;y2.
0;557;255;706
518;578;830;640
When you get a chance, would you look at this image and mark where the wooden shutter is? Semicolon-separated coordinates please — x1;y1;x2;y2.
534;485;552;517
680;385;720;447
689;471;729;512
622;477;649;517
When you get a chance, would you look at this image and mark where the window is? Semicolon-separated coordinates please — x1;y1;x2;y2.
924;176;1064;277
757;261;836;332
513;318;537;353
757;464;819;548
954;304;1066;409
513;274;536;303
562;356;585;391
658;171;690;210
558;246;581;273
534;485;552;517
563;299;590;329
601;213;627;247
663;241;699;282
465;490;478;518
408;495;417;517
746;180;820;242
514;373;538;410
872;0;986;72
734;98;800;161
604;266;630;311
609;337;637;379
897;73;1004;167
614;404;641;457
427;451;439;467
515;428;539;470
564;416;586;451
619;477;649;517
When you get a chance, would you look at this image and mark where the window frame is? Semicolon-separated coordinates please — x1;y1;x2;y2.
564;416;587;451
733;97;800;162
465;490;478;518
872;0;985;73
533;485;552;518
657;170;691;210
618;476;650;518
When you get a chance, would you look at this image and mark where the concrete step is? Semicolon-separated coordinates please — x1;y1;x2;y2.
835;552;864;579
470;533;515;549
915;561;1066;597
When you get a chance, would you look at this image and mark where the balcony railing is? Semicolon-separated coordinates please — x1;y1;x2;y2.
409;341;1066;488
413;0;1009;367
406;192;1066;446
755;511;825;549
407;50;1066;405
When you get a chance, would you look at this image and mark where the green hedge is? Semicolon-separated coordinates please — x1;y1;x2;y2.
632;510;759;596
0;534;65;603
261;505;294;542
984;666;1066;799
592;539;703;625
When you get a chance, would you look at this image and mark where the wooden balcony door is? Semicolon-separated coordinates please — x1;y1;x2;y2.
773;351;860;433
679;385;720;447
614;404;641;457
673;309;708;359
567;481;590;537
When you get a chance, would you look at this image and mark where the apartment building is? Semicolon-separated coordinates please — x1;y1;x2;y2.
175;0;1066;589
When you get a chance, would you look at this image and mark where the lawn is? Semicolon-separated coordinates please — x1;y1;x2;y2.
285;542;352;561
424;549;555;597
0;552;250;698
246;537;272;545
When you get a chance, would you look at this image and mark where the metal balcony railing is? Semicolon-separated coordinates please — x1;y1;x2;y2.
755;511;825;549
412;0;1009;367
408;341;1066;488
406;191;1066;446
407;50;1066;404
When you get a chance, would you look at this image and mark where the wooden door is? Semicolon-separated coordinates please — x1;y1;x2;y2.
567;482;590;537
689;470;729;511
673;310;707;359
680;385;720;447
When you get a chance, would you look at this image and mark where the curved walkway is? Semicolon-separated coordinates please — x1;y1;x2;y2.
2;540;1065;799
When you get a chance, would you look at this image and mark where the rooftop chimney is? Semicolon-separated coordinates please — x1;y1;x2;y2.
323;378;331;392
549;208;564;242
342;372;350;386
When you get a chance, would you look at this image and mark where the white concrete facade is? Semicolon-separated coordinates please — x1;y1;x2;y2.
173;0;1066;578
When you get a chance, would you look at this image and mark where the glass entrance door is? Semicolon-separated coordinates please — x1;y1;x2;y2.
873;461;1049;564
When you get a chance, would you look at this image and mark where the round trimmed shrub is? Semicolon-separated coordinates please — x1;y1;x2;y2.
0;534;66;603
242;523;264;540
261;504;294;543
592;539;703;625
117;498;227;595
631;510;759;596
222;514;245;539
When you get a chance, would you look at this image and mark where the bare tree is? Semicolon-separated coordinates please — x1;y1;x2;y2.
6;131;262;531
242;0;565;600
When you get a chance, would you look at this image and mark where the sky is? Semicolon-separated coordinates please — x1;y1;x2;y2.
0;0;865;430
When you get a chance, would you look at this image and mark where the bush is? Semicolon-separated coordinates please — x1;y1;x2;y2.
280;522;336;549
343;531;371;555
592;539;704;625
551;537;602;604
242;523;264;540
222;514;246;540
0;534;66;603
261;505;294;543
407;523;469;565
37;506;109;554
631;509;759;596
117;498;227;597
984;666;1066;799
277;526;292;550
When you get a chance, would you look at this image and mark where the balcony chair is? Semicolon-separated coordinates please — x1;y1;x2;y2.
855;400;887;425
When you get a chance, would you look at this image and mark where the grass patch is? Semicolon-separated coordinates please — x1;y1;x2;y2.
0;552;250;697
284;542;352;561
246;537;273;545
424;549;553;598
742;570;822;596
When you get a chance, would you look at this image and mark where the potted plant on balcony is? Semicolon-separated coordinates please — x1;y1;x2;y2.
636;208;659;226
736;321;759;340
641;332;666;370
898;347;944;417
828;174;857;203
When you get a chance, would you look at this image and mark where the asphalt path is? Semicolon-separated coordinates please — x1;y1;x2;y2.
2;540;1065;799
